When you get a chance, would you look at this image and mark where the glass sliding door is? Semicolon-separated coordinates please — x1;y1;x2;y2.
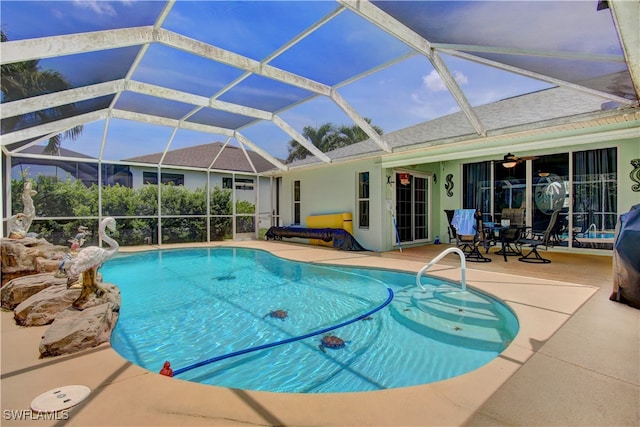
531;153;569;245
494;161;526;222
461;147;617;251
462;162;492;221
573;148;617;249
395;172;431;244
395;173;413;242
414;176;428;240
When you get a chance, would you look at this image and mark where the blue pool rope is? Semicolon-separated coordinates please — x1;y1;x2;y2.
172;288;394;376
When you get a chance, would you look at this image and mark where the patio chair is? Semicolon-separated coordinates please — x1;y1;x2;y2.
452;209;491;262
517;209;561;263
497;208;525;257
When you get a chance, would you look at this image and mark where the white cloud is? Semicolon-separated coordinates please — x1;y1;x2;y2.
452;70;468;86
72;0;117;16
423;70;446;92
422;70;468;92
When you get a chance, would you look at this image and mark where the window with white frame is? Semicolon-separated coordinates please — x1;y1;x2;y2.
358;171;370;228
143;171;184;186
293;180;301;225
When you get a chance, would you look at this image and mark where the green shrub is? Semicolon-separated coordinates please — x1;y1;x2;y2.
10;178;254;246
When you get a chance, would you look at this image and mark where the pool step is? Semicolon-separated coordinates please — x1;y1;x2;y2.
390;287;515;352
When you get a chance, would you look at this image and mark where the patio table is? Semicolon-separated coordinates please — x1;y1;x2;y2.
483;225;510;262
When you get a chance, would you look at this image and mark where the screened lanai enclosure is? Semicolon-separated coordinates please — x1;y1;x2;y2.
2;1;639;248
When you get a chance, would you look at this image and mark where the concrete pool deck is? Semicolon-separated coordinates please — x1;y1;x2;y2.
1;241;638;426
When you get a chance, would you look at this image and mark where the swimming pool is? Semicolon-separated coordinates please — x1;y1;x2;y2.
106;247;518;393
582;231;615;239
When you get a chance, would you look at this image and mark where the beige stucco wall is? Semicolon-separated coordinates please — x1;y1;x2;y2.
279;158;390;251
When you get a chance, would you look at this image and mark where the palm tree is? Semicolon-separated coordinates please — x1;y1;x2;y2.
286;122;339;163
285;119;383;163
1;31;83;155
336;118;383;146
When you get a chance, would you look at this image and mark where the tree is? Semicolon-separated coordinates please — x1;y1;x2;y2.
337;118;383;145
286;123;337;163
285;118;383;163
1;31;83;155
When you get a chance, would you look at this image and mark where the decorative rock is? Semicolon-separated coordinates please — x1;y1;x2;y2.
1;273;68;310
13;285;82;326
1;238;69;285
72;282;120;311
35;256;67;274
39;302;119;358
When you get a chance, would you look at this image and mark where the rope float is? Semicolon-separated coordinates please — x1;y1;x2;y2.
162;288;394;377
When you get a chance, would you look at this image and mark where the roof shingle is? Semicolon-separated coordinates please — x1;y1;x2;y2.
124;142;279;173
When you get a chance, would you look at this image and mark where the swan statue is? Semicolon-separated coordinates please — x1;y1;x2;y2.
69;217;119;307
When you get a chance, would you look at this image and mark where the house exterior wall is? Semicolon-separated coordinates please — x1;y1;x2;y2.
275;125;639;253
130;166;270;206
256;176;273;230
130;166;273;231
279;159;388;252
130;167;207;190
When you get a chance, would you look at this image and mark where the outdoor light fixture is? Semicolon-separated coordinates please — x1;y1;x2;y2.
502;153;517;168
537;156;549;177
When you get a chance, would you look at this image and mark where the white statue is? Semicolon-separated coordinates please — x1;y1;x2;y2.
69;225;91;251
21;181;37;233
7;213;26;239
69;217;119;307
7;181;38;239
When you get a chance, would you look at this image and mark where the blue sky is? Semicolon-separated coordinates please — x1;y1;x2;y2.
2;1;623;161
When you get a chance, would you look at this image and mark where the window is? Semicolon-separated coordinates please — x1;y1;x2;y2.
222;177;254;190
413;176;427;240
293;180;301;225
573;147;617;245
462;161;491;220
235;177;254;191
462;148;617;250
358;172;370;228
143;172;184;186
394;172;430;242
102;164;132;187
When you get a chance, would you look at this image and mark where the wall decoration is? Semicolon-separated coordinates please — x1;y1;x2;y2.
534;173;565;214
631;159;640;192
445;174;454;197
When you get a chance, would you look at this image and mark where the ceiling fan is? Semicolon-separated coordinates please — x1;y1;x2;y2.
496;153;539;168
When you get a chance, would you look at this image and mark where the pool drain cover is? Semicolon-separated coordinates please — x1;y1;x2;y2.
31;385;91;412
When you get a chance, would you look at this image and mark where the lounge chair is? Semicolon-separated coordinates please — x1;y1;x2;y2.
452;209;491;262
517;209;561;263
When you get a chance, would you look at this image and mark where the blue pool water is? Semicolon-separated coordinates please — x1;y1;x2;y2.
105;247;518;393
563;231;615;240
584;231;615;239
